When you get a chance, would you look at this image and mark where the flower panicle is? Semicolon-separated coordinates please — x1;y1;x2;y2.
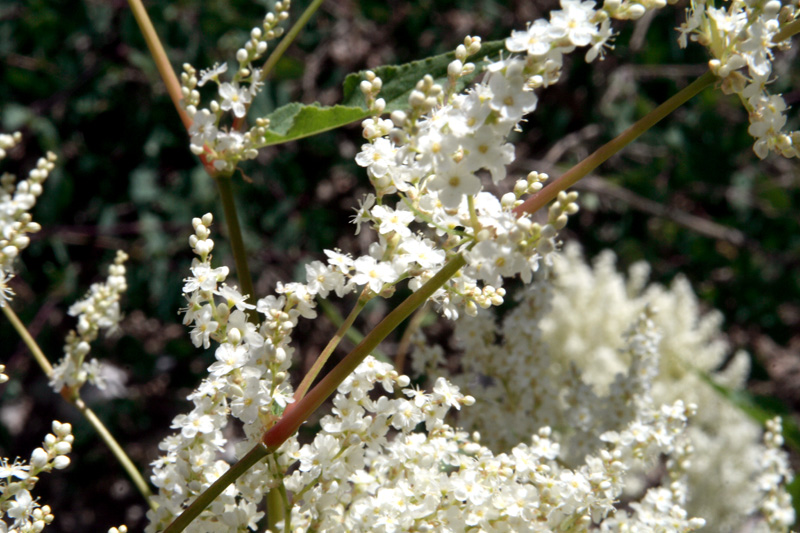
0;421;73;533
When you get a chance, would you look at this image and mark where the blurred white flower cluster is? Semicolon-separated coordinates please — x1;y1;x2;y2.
0;133;56;307
411;243;795;531
679;0;799;158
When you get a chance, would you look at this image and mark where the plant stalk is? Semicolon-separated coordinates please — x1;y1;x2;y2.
127;0;190;130
2;305;155;506
74;398;156;507
215;176;257;313
513;70;717;217
263;253;467;451
293;293;369;402
163;442;270;533
260;0;327;82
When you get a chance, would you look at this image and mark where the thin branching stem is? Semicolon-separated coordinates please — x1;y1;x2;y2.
2;305;155;506
215;176;257;313
293;290;370;402
260;0;327;82
127;0;190;130
163;443;270;533
513;71;717;217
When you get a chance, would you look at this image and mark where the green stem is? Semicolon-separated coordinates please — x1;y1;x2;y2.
263;253;467;451
394;302;428;372
214;176;257;314
74;398;156;507
317;297;390;362
513;70;717;217
2;305;155;506
165;255;467;528
163;442;270;533
774;17;800;43
293;292;369;402
3;305;53;376
127;0;190;130
260;0;327;82
266;484;285;531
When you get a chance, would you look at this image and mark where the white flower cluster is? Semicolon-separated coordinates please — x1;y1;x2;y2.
49;251;129;394
279;356;703;531
147;214;299;532
179;1;291;172
0;421;73;533
679;0;799;159
411;243;794;530
0;133;56;307
350;0;682;319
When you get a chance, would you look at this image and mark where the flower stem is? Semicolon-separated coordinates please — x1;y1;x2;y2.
293;292;370;402
3;304;53;376
394;302;428;371
215;175;257;313
316;297;390;362
260;0;327;82
127;0;190;130
263;253;467;451
774;17;800;43
513;70;717;217
74;398;156;508
163;442;270;533
2;304;155;507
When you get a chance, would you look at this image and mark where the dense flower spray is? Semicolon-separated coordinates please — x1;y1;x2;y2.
142;0;799;531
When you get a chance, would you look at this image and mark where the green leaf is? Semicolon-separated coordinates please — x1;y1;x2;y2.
341;38;506;110
253;39;506;148
258;102;368;147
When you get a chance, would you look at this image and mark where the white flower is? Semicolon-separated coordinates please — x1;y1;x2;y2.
0;270;14;307
506;19;553;56
208;343;248;376
355;138;396;178
427;158;481;209
351;193;376;235
305;260;345;298
371;204;415;237
487;59;538;122
548;0;597;47
352;256;396;293
218;82;252;118
189;306;218;349
188;109;219;152
216;283;255;311
197;62;228;87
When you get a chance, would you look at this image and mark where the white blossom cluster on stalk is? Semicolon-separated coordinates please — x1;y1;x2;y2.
147;0;800;531
279;356;703;531
49;250;129;394
349;0;683;319
146;214;296;532
179;1;291;172
679;0;799;159
412;242;795;531
0;132;56;307
0;421;73;533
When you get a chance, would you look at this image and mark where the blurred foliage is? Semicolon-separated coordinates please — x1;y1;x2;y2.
0;0;798;530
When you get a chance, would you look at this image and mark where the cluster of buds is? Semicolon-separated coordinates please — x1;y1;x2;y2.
0;133;57;306
0;421;73;533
